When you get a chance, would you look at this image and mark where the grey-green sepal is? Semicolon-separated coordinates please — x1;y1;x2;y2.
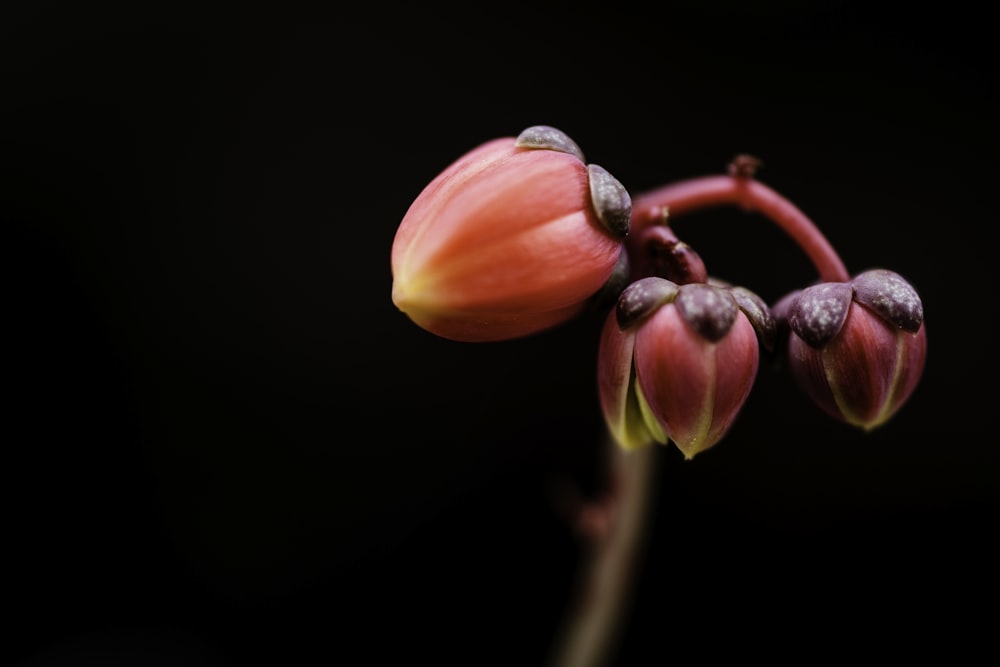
675;283;738;343
514;125;585;161
788;282;853;348
728;285;777;351
616;277;678;330
851;268;923;333
588;163;631;239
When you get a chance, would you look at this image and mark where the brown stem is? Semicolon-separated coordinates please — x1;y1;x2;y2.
547;442;661;667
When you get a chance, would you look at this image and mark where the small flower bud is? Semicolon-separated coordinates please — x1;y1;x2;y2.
391;126;629;342
598;277;762;459
777;269;927;430
632;224;708;285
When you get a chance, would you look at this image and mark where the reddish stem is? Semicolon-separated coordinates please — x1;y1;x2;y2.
630;173;850;284
553;164;851;667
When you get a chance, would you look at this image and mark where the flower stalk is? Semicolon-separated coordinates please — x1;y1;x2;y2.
389;128;926;667
630;156;850;283
551;154;925;666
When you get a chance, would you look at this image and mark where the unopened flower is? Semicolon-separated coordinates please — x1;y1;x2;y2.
598;277;772;459
775;268;927;430
391;125;630;342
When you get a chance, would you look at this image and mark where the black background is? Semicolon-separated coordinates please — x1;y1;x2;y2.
5;3;996;665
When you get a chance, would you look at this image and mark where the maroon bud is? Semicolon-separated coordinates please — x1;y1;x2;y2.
599;277;760;458
780;269;927;430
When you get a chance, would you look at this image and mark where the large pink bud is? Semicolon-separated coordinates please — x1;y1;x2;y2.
391;126;630;342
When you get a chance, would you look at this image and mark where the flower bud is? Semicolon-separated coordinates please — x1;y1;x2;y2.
776;268;927;430
598;277;767;459
391;126;630;342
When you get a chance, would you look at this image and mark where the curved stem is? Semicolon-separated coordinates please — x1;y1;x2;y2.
550;169;846;665
547;442;660;667
630;174;850;283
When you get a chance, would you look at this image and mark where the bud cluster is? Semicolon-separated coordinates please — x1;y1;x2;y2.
390;126;927;458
